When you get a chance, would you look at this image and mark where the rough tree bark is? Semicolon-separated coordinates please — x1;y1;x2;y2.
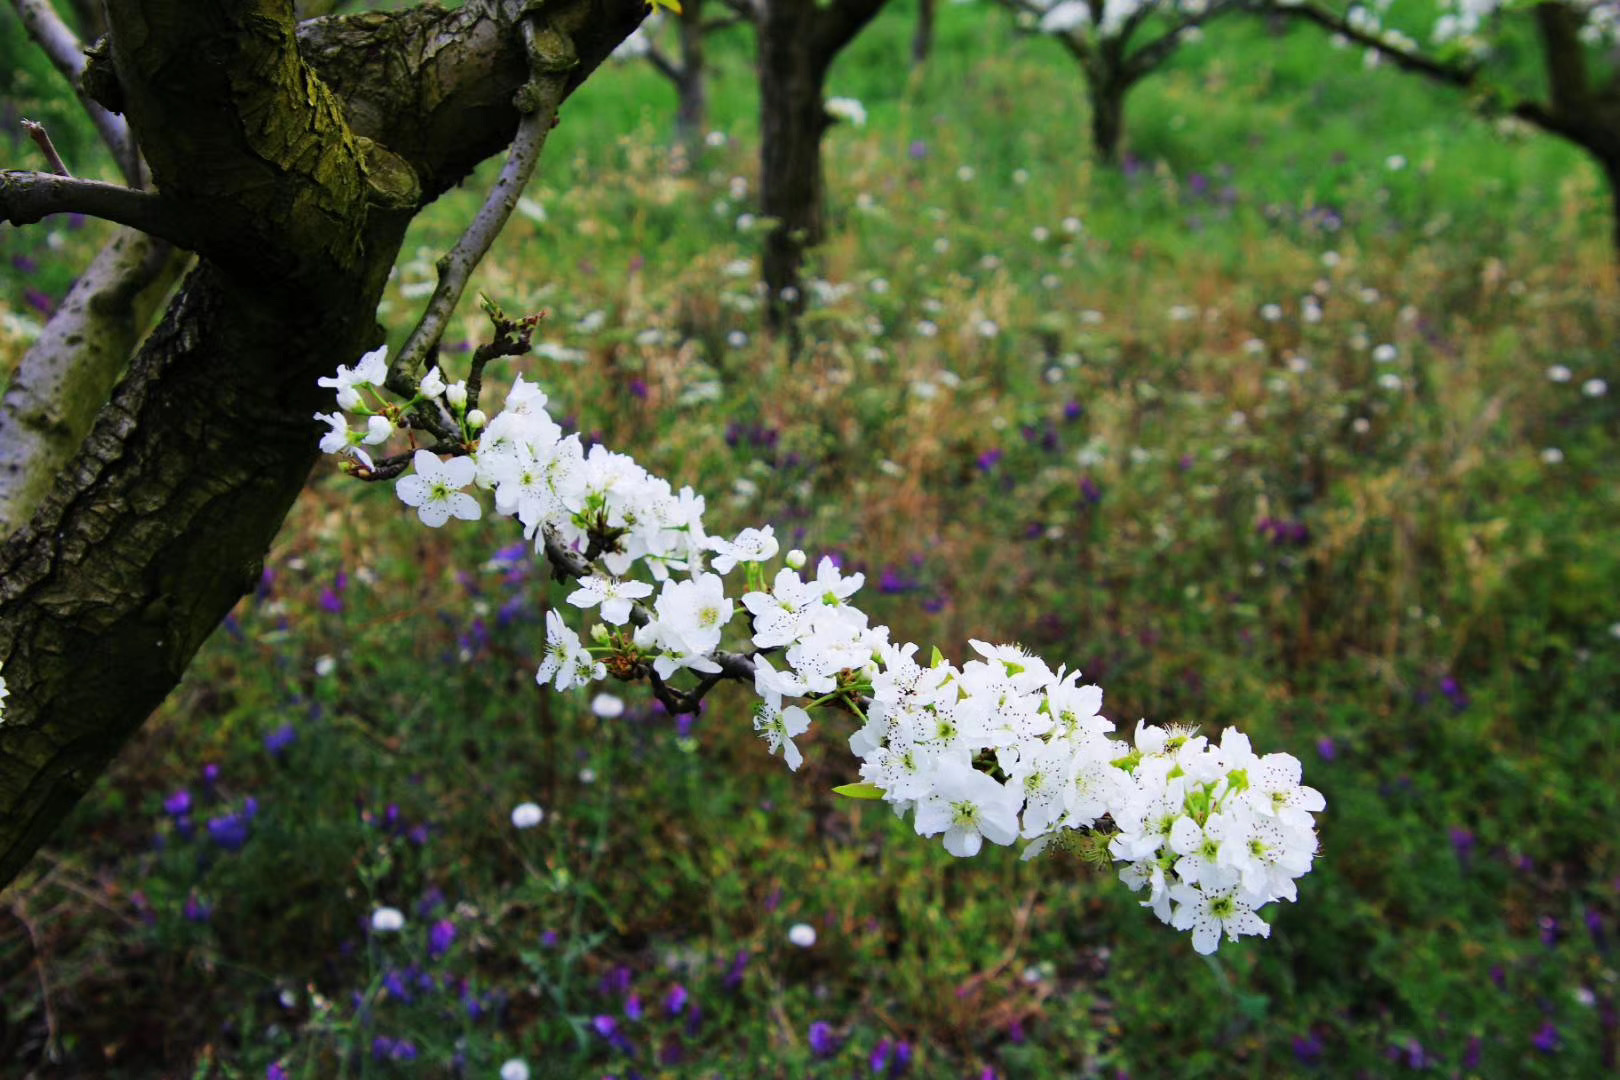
0;0;645;890
756;0;891;338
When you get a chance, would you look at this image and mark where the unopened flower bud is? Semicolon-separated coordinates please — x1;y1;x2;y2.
364;415;392;444
445;381;468;410
785;549;807;570
466;409;487;430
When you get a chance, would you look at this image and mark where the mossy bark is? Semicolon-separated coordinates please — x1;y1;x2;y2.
0;0;645;889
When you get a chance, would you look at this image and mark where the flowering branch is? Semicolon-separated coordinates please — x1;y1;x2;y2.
1263;1;1562;133
316;324;1326;955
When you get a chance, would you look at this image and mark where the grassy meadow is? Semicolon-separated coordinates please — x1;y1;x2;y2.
2;2;1619;1076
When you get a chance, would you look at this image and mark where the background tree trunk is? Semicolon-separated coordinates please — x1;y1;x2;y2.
1088;69;1126;164
913;0;934;66
674;0;708;150
759;2;830;336
0;0;645;889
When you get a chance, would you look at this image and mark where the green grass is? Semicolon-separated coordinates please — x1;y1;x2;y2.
3;2;1619;1077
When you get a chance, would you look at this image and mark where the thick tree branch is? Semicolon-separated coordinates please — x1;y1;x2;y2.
1122;2;1239;84
101;0;384;285
0;230;183;538
814;0;892;64
10;0;142;185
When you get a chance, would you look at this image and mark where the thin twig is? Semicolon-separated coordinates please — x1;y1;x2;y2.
20;120;69;177
6;901;60;1061
386;18;574;398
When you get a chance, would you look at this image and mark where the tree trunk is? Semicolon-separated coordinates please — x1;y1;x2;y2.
759;2;829;336
1087;69;1126;165
0;0;645;889
674;0;708;150
912;0;934;67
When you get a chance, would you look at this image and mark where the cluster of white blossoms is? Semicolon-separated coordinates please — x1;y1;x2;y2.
317;347;1323;953
1034;0;1212;38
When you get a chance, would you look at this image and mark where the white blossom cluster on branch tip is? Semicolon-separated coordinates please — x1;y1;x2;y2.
1033;0;1213;37
316;345;1323;954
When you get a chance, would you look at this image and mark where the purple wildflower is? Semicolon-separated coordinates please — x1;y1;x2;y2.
1586;909;1607;952
1449;827;1475;871
206;810;253;852
871;1039;892;1074
1532;1020;1560;1053
723;949;749;992
665;984;689;1016
23;287;55;316
265;723;297;758
1316;737;1337;762
429;919;456;959
164;790;193;817
809;1022;838;1059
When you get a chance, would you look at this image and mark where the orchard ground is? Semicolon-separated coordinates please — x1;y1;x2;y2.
2;3;1618;1077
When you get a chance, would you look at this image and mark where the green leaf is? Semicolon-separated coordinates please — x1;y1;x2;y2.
832;782;885;800
930;645;945;668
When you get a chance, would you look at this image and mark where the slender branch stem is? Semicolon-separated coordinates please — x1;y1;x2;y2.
387;19;572;398
20;121;70;177
0;170;196;245
644;40;684;84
